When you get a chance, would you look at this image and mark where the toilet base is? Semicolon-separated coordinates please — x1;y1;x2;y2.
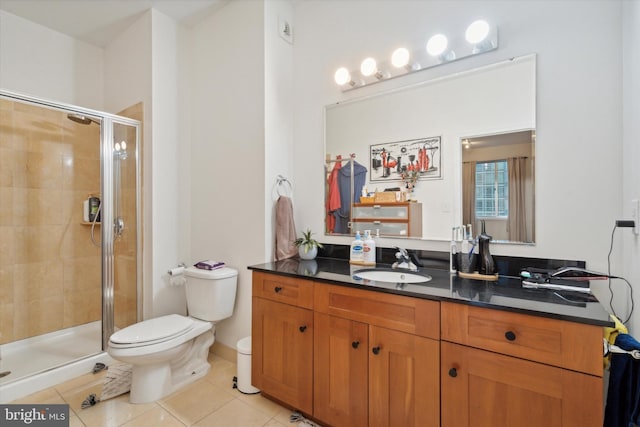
127;330;215;403
129;363;172;404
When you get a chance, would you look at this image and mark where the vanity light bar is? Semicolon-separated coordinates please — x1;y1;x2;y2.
334;20;498;91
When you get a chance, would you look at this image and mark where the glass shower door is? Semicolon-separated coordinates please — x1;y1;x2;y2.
102;119;140;348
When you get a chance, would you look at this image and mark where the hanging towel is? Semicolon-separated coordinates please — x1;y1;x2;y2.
604;333;640;427
275;195;298;261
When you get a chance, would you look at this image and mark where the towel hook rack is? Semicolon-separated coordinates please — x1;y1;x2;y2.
276;174;292;197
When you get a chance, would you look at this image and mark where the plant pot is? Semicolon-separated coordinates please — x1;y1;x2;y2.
298;246;318;260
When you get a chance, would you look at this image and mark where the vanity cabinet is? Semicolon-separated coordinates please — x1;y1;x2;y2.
251;271;605;427
351;202;422;237
314;284;440;427
251;272;314;414
440;302;604;427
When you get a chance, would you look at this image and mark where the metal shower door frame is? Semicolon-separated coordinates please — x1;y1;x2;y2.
0;89;142;352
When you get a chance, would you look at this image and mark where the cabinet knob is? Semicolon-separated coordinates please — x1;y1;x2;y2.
352;341;360;349
299;325;307;333
274;286;282;293
372;346;381;355
448;368;458;378
505;331;516;341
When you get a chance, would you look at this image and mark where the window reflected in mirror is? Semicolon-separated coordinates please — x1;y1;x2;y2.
462;130;535;243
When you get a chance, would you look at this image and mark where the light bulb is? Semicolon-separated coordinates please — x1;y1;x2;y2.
426;34;448;57
114;142;121;151
466;20;490;44
391;48;410;68
120;141;127;150
334;67;351;85
360;57;377;77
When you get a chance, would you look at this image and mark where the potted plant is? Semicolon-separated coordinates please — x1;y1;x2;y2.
293;229;323;260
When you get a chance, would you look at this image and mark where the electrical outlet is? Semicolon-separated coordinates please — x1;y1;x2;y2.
633;199;639;235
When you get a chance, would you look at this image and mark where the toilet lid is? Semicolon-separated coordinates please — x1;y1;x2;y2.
110;314;195;345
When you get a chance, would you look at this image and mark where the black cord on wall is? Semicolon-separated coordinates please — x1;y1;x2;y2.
607;224;635;324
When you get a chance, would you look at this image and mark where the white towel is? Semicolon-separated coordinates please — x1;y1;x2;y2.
275;196;298;261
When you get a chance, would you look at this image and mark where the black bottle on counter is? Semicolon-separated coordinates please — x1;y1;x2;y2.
478;220;496;275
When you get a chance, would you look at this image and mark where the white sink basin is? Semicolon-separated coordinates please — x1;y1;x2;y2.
353;269;432;284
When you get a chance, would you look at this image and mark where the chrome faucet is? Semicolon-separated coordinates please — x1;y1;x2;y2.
392;247;418;271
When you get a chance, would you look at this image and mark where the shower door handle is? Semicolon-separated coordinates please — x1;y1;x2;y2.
114;216;125;238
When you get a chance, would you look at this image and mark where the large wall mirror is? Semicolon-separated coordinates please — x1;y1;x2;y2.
325;54;536;243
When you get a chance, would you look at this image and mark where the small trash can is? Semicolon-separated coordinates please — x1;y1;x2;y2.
236;336;260;394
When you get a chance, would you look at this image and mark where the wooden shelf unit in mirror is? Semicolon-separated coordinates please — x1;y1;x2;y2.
351;202;422;237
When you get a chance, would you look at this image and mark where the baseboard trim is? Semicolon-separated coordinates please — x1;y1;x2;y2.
210;341;236;363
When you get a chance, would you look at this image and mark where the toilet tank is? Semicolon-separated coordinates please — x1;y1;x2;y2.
184;266;238;321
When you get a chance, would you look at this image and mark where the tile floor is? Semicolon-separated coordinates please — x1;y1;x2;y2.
9;354;300;427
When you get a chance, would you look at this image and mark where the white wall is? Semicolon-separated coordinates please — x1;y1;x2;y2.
293;2;625;290
0;10;104;109
264;0;295;261
622;1;640;333
189;0;267;348
149;9;192;317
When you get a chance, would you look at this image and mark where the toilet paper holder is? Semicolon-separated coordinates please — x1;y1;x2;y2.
168;263;187;276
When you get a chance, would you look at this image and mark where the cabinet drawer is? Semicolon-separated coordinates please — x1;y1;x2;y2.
441;302;603;376
315;284;439;339
352;204;409;220
351;221;409;237
252;272;314;309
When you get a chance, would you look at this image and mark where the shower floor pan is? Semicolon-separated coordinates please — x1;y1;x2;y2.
0;321;104;401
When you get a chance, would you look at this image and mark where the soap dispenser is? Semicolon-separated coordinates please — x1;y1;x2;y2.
350;231;364;265
362;230;376;266
477;220;496;275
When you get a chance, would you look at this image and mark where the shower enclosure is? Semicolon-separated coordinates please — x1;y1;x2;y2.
0;90;141;402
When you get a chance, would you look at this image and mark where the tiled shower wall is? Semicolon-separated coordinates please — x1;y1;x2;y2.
0;99;102;344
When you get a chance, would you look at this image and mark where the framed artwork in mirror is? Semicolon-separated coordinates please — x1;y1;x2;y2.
370;136;441;182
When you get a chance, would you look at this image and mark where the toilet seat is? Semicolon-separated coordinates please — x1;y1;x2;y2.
109;314;195;348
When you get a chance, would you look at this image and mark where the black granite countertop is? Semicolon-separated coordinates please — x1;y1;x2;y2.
248;257;614;328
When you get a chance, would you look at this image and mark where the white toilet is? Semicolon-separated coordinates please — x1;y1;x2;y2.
108;266;238;403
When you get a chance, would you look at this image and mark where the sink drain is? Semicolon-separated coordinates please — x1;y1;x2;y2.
0;371;10;378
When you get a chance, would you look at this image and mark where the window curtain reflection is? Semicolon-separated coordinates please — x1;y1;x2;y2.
507;157;528;241
462;161;476;227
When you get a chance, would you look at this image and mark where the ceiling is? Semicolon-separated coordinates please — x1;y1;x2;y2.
0;0;230;47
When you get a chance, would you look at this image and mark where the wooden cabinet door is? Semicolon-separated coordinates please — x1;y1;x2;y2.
314;313;369;427
369;326;440;427
252;297;313;414
441;342;603;427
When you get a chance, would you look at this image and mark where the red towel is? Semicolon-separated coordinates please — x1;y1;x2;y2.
326;160;342;233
